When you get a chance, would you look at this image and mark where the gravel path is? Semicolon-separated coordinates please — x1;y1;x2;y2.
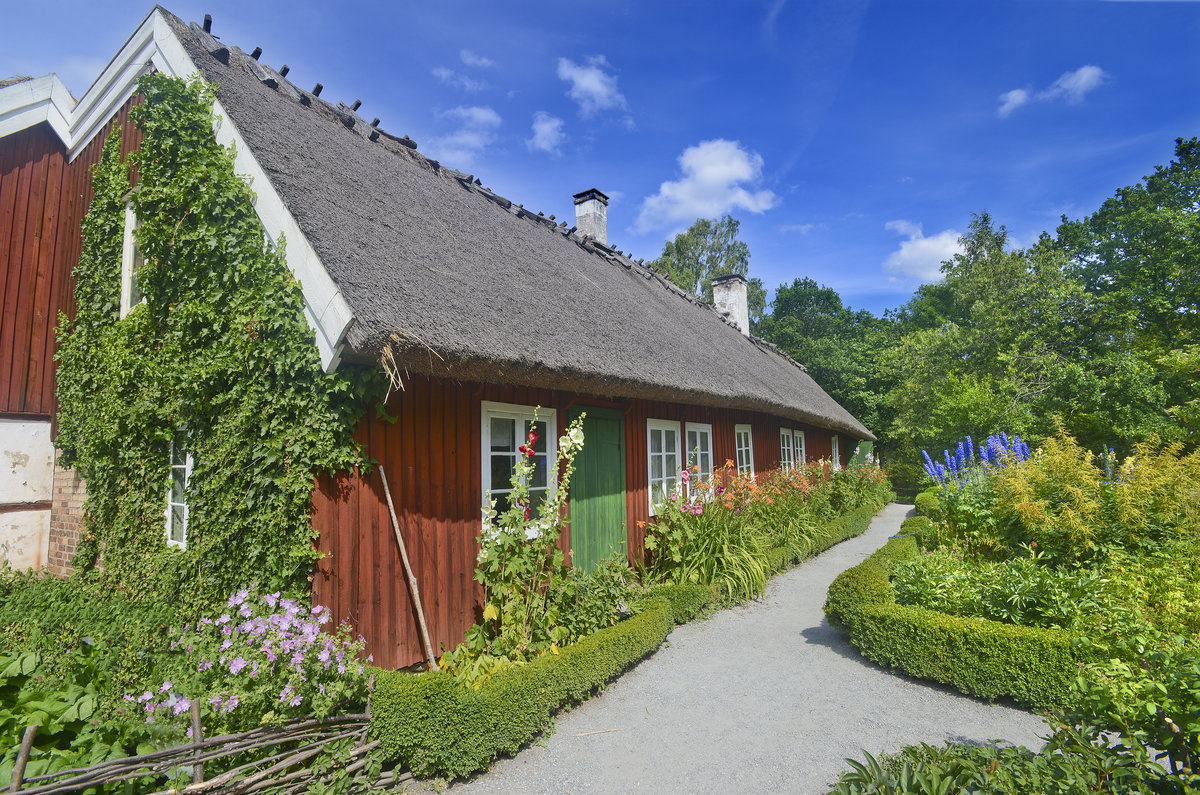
445;503;1048;794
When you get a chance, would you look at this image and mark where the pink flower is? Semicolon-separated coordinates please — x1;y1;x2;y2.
229;657;248;675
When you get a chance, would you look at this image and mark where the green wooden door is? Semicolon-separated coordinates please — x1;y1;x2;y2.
568;406;627;572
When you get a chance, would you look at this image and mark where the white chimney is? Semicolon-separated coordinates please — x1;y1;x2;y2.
573;188;609;245
712;274;750;336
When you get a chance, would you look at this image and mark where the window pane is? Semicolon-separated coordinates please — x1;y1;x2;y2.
491;418;515;452
493;491;512;514
650;429;662;454
530;455;548;488
529;488;548;512
171;438;186;467
666;452;679;477
171;468;186;504
650;454;663;481
491;453;514;489
665;431;677;455
169;505;185;542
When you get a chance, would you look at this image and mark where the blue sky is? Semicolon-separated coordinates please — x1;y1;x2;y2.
5;1;1199;315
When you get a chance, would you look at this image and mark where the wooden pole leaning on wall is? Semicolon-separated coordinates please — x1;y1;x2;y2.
378;465;439;671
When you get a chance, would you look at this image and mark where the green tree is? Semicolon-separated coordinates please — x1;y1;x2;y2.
651;215;767;321
1055;137;1200;354
757;277;888;437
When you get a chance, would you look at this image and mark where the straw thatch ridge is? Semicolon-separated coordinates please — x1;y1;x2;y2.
163;11;874;440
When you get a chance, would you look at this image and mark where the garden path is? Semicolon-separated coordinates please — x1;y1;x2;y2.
443;503;1047;794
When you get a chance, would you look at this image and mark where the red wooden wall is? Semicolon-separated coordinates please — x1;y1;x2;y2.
312;374;857;670
0;97;143;421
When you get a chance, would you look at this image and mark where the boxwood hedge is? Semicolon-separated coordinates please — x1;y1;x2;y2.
825;536;1082;710
369;500;892;779
370;597;676;778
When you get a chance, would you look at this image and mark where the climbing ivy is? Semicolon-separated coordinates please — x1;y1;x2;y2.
55;73;385;607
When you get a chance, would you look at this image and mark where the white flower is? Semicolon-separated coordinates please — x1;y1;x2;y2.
525;526;540;541
569;427;585;447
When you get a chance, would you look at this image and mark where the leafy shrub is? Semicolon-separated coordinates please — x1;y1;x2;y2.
136;588;371;737
370;597;674;779
891;547;1112;631
0;645;157;785
0;571;179;701
832;737;1172;794
884;461;925;502
640;582;721;623
825;537;1082;710
912;490;940;519
559;555;635;640
644;460;891;602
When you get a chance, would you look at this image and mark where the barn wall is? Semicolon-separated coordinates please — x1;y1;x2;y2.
0;96;145;572
312;374;858;670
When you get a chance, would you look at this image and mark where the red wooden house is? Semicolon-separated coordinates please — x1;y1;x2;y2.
0;8;874;668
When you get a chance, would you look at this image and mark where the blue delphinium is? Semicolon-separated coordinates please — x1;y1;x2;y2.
966;435;974;464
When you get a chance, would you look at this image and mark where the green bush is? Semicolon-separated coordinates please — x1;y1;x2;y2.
897;515;937;549
642;583;721;623
825;537;1082;710
884;462;926;503
0;572;180;701
370;597;674;779
912;490;941;520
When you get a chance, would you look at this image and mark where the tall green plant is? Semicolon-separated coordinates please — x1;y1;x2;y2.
442;412;587;681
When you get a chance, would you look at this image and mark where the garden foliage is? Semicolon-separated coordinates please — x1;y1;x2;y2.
644;459;892;601
54;73;384;606
832;427;1200;791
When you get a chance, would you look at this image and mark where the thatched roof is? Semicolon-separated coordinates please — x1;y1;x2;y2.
164;11;874;440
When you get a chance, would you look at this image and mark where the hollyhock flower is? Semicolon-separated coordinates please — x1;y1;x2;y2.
229;657;248;675
173;697;191;716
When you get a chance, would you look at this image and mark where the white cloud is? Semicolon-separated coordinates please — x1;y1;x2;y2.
1040;65;1107;103
557;55;628;117
526;111;565;155
997;65;1108;117
636;139;778;232
997;88;1030;118
432;67;486;92
779;222;820;234
460;49;494;68
883;220;962;282
424;106;502;169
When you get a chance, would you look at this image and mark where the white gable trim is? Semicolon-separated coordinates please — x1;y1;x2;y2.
0;10;353;372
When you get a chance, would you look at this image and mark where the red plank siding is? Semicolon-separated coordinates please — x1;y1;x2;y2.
312;374;858;669
0;95;144;421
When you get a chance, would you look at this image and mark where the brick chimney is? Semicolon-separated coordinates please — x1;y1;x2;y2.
572;188;609;245
712;274;750;336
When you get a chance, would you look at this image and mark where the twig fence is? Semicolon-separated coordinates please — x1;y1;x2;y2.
9;690;407;794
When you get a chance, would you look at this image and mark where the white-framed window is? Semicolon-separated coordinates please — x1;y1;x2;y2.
120;202;145;318
780;429;795;473
481;402;557;515
647;419;681;515
165;432;192;548
734;424;754;478
684;422;714;498
831;435;841;471
794;430;806;466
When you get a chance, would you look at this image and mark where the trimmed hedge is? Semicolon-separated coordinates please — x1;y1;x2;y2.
644;583;721;623
913;490;940;519
369;597;674;779
825;536;1081;710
